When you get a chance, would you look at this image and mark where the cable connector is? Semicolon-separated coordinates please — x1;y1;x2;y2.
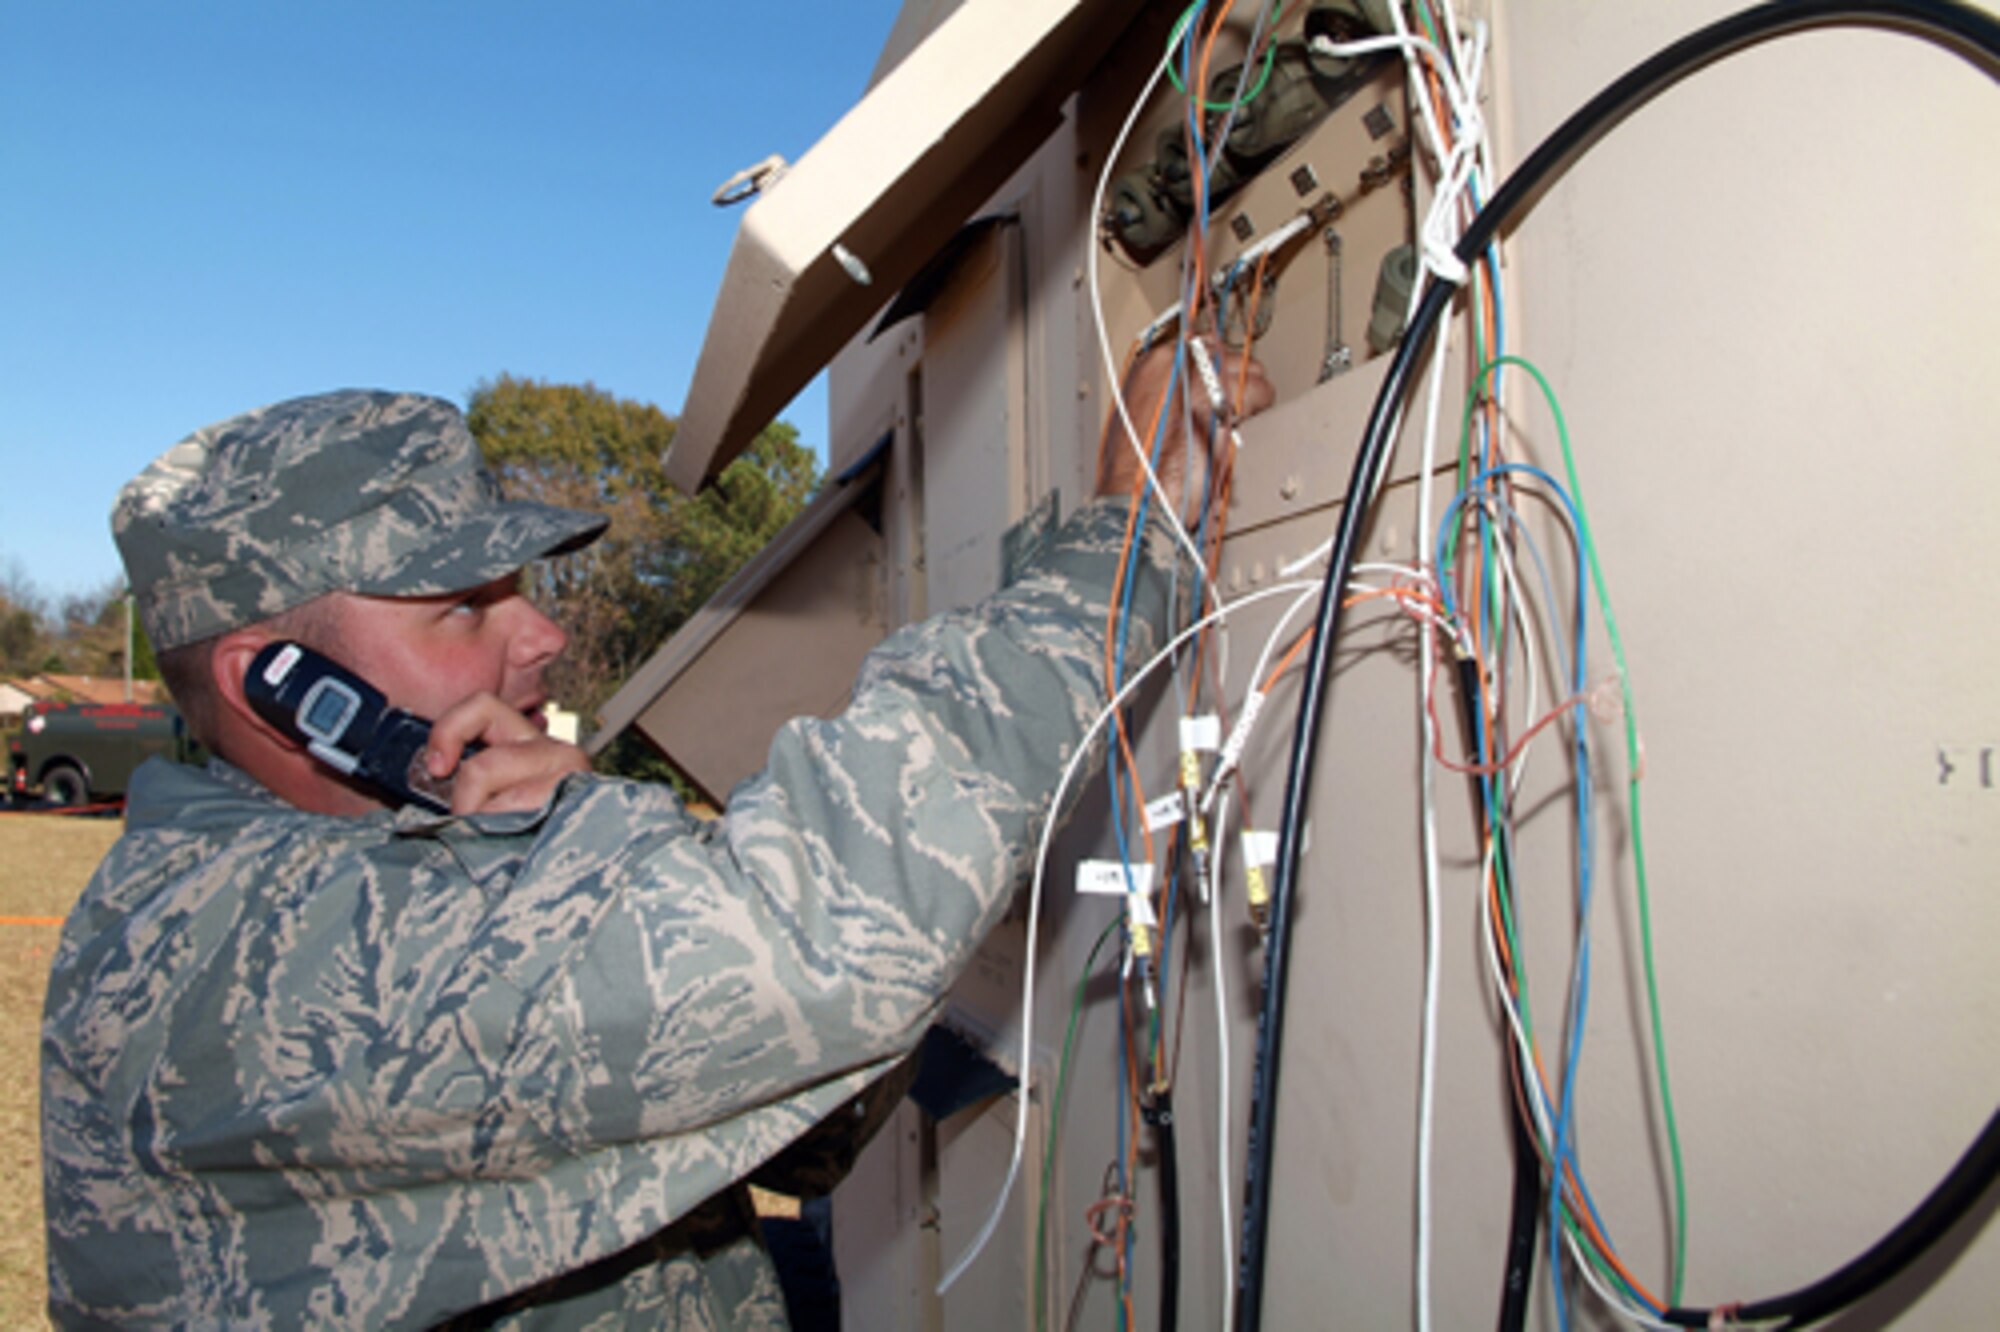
1202;688;1266;813
1186;337;1228;419
1176;750;1210;856
1186;340;1248;453
1127;910;1156;961
1244;863;1271;930
1241;828;1279;929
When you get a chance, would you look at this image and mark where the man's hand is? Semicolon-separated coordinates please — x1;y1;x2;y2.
1095;336;1275;516
424;693;590;815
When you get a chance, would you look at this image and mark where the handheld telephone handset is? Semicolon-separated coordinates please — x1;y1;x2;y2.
244;640;459;814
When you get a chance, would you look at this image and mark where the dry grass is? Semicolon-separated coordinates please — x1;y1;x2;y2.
0;811;119;1329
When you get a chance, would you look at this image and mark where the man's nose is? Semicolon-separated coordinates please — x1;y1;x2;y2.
506;595;568;668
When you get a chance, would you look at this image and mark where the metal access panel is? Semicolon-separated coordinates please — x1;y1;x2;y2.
1091;59;1416;418
918;219;1038;615
596;480;889;805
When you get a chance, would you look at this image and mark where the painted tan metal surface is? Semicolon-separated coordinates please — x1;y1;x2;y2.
590;470;888;803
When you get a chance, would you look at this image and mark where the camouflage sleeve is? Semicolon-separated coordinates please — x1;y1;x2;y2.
432;498;1173;1148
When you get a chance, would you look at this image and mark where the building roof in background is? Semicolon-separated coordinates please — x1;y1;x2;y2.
4;675;168;707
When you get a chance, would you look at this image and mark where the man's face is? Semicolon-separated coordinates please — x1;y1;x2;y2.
318;573;567;728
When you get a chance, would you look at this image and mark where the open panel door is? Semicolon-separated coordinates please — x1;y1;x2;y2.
665;0;1144;494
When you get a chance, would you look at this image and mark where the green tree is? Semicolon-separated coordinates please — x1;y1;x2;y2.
0;560;52;676
51;578;142;679
130;614;161;681
0;599;44;675
651;424;821;624
464;375;821;778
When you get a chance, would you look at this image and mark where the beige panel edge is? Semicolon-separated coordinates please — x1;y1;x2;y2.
588;460;885;752
627;508;887;804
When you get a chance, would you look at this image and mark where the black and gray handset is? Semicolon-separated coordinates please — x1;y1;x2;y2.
244;640;463;814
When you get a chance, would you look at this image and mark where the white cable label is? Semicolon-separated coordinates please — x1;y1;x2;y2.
1077;859;1155;897
1125;893;1159;930
1180;714;1221;753
1241;830;1280;869
1143;792;1186;832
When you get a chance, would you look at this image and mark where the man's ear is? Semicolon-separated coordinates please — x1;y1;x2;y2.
209;629;301;752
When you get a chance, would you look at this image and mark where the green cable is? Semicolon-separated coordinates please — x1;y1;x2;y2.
1166;1;1285;111
1413;0;1443;47
1035;916;1124;1332
1472;353;1690;1305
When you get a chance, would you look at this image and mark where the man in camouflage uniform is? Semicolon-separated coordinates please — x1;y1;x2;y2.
42;352;1268;1327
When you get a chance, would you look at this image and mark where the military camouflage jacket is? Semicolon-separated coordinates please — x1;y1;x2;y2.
42;502;1171;1329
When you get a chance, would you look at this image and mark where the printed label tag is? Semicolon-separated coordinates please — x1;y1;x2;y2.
1180;714;1222;752
1241;830;1280;869
1077;859;1155;897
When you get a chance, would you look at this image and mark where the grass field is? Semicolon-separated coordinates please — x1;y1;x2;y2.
0;811;118;1329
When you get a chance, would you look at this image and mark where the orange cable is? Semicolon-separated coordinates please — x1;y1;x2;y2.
1103;351;1178;871
1479;803;1667;1312
1427;671;1583;778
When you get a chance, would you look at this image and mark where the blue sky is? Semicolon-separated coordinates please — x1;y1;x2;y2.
0;1;904;606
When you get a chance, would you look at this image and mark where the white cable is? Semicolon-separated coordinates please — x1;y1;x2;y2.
1209;788;1237;1332
1448;17;1499;222
1565;1225;1681;1332
1238;582;1323;708
1410;182;1458;1332
939;578;1324;1295
1415;628;1444;1332
1214;211;1316;287
1188;337;1249;457
1385;3;1453;183
1395;11;1502;1319
1201;573;1442;816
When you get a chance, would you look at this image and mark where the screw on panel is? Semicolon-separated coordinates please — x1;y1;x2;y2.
1289;164;1319;197
1230;213;1255;242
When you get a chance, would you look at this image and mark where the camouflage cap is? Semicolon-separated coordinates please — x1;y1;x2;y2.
114;390;609;651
